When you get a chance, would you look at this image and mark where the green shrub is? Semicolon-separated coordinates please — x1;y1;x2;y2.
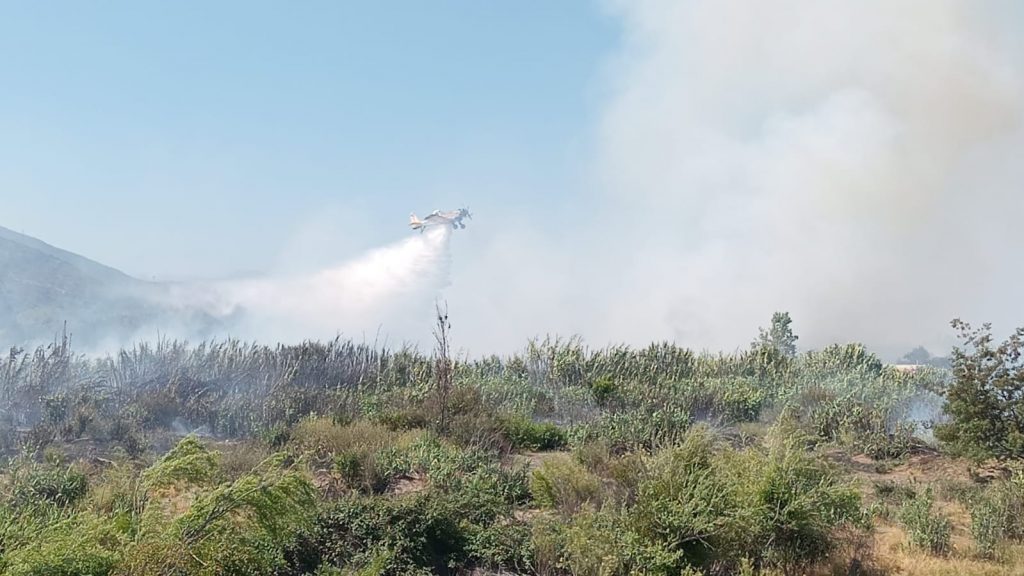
119;438;316;575
899;488;951;555
727;430;862;567
2;513;121;576
935;320;1024;459
289;493;468;575
141;435;218;491
968;474;1024;558
589;375;618;406
571;406;691;453
971;496;1003;558
561;507;635;575
8;462;89;509
291;418;397;463
498;414;567;451
465;520;534;572
530;456;604;514
626;429;731;570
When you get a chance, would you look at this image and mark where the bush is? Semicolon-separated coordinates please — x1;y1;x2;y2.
530;456;605;514
2;513;121;576
465;520;534;572
498;414;567;451
971;496;1003;558
969;473;1024;558
625;429;733;570
589;375;619;406
560;427;863;574
118;437;316;575
571;406;692;454
561;508;635;575
291;418;398;464
935;320;1024;459
288;493;472;575
727;430;862;567
7;461;89;509
290;418;401;493
899;488;951;555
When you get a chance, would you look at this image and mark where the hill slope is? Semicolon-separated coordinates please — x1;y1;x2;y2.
0;226;222;348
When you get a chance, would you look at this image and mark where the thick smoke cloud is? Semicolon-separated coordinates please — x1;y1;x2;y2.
142;1;1024;357
452;0;1024;357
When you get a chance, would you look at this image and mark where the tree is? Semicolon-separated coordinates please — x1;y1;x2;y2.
753;312;798;359
899;346;934;365
898;346;952;369
934;319;1024;459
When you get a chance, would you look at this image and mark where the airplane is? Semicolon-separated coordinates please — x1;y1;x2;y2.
409;208;472;233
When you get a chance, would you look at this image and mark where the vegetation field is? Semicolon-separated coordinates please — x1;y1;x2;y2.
1;313;1023;575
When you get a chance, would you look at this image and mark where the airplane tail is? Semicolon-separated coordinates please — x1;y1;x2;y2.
409;213;424;231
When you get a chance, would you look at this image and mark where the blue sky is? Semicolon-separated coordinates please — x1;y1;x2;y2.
1;2;617;278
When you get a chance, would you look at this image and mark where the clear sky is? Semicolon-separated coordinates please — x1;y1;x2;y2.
1;2;617;279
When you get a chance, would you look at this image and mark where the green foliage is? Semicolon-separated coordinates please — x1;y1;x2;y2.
530;456;604;514
625;429;732;570
141;435;218;491
5;459;89;509
498;414;567;451
971;495;1003;558
0;319;965;575
529;427;861;575
968;468;1024;558
2;513;121;576
727;429;863;567
753;311;799;359
935;319;1024;459
464;520;534;572
290;487;527;576
899;488;952;555
589;375;619;406
110;437;317;575
571;406;692;454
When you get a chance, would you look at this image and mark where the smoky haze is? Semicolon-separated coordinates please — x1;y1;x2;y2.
441;0;1024;357
205;0;1024;357
17;1;1024;358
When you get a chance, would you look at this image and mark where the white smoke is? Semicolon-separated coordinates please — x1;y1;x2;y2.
450;0;1024;357
110;1;1024;358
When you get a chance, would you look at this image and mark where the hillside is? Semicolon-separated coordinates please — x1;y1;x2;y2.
0;225;223;348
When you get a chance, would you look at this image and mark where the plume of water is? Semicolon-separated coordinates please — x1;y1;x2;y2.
196;226;454;345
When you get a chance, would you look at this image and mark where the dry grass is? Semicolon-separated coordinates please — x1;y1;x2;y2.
819;447;1024;576
866;522;1024;575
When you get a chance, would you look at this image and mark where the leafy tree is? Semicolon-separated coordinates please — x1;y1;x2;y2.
753;312;798;359
900;346;933;365
898;346;952;369
935;320;1024;459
